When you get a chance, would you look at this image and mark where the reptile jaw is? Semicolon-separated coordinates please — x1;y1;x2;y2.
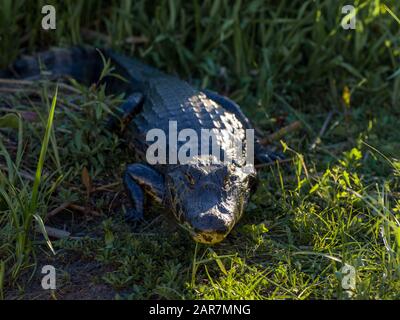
192;231;227;245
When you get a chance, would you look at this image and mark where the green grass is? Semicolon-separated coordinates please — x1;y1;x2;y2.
0;85;59;284
0;0;400;299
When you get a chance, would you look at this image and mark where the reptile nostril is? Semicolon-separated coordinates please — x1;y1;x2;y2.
192;213;230;234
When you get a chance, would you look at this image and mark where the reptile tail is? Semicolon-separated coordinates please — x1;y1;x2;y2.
0;46;166;93
104;50;165;88
0;46;104;85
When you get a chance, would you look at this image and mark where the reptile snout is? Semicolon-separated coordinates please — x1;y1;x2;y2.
190;208;233;244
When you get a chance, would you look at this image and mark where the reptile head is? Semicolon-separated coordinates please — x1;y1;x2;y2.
166;158;256;244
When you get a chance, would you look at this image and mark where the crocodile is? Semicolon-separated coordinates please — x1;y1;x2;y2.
0;47;282;244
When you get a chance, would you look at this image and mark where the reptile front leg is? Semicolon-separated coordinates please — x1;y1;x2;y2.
123;163;165;222
106;92;144;133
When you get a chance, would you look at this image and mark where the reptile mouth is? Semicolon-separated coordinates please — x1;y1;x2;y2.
189;212;232;244
192;230;227;245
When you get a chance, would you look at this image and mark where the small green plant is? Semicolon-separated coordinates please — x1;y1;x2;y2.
0;86;58;284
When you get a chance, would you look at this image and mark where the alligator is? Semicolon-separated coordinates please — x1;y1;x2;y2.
0;47;282;244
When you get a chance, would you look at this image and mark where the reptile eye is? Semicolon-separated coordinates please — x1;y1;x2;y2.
185;173;195;186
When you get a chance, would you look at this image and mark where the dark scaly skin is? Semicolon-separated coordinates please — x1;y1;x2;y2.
1;47;282;244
